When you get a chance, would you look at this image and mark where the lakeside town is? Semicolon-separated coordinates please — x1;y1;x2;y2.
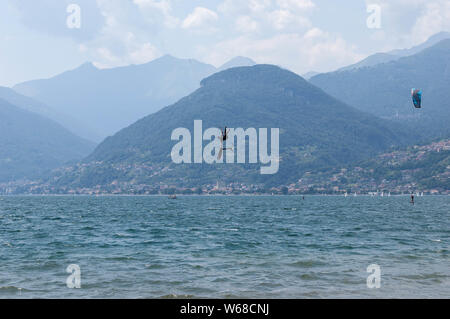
1;140;448;196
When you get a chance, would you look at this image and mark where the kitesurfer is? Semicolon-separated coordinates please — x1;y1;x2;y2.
217;127;231;160
221;127;229;145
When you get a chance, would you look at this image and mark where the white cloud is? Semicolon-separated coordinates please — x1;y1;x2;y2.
248;0;272;13
94;47;121;68
79;1;163;68
133;0;179;28
411;1;450;43
9;0;104;41
204;0;359;74
78;44;88;53
219;0;313;35
92;37;160;69
217;0;244;14
268;9;311;30
276;0;315;11
182;7;218;30
218;0;272;15
10;0;450;82
134;0;171;11
200;29;362;74
129;42;160;64
364;0;450;49
236;16;260;33
304;27;324;39
269;10;293;30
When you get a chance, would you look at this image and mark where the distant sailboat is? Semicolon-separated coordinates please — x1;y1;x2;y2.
344;192;348;197
388;192;391;197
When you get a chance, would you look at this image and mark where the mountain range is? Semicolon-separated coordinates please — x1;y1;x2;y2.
13;55;256;142
336;31;450;72
2;33;449;190
44;65;413;190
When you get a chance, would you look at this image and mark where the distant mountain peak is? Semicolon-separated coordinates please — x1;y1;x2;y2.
63;62;98;76
77;61;97;71
388;31;450;57
219;56;256;71
157;54;177;61
149;54;215;68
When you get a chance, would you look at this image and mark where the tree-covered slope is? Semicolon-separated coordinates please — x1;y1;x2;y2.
293;139;449;194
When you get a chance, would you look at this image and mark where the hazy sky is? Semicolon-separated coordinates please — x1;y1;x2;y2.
1;0;449;87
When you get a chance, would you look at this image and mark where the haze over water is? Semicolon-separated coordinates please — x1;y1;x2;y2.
0;196;448;298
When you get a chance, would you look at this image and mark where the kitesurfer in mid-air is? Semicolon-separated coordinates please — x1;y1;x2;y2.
221;126;229;145
217;127;232;160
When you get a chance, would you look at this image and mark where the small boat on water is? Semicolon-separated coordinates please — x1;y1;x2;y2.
168;195;177;199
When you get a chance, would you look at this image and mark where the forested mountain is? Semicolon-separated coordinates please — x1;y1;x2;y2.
46;65;414;189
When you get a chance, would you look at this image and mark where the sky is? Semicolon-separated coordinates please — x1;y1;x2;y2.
0;0;449;87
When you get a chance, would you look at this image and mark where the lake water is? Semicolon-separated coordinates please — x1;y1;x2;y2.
0;195;448;298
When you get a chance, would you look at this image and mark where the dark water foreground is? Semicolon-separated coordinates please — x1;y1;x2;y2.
0;195;448;298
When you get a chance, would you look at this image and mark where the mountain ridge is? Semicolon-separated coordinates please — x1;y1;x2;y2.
334;31;450;72
45;64;414;189
13;55;258;141
0;86;100;142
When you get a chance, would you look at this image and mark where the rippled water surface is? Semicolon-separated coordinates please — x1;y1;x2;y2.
0;195;448;298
